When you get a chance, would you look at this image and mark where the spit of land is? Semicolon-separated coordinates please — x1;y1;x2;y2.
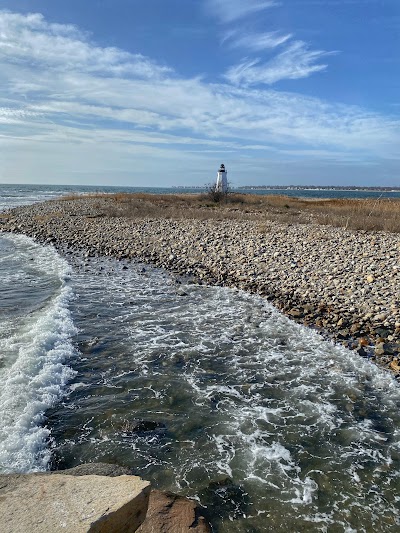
1;192;400;376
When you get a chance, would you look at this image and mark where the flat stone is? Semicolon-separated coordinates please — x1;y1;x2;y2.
337;328;350;338
287;308;304;318
350;323;361;334
390;359;400;373
374;342;386;356
0;473;150;533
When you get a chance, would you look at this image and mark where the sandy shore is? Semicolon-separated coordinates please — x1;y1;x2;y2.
2;195;400;376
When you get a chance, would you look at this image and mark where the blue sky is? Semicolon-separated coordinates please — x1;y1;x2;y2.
0;0;399;187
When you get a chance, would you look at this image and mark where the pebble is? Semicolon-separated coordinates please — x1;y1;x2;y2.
2;195;400;376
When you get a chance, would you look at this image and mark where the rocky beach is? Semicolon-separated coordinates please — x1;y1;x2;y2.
1;194;400;376
2;192;400;531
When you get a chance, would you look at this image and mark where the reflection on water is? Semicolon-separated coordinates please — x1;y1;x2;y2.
46;254;400;532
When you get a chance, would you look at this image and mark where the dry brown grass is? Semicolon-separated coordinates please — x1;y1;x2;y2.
289;196;400;232
60;192;400;233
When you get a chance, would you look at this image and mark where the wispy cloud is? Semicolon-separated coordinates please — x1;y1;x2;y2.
210;1;332;87
0;107;40;124
0;11;171;78
223;30;292;51
0;10;399;185
205;0;278;23
225;41;332;85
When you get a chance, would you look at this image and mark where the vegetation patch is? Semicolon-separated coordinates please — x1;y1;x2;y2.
60;192;400;233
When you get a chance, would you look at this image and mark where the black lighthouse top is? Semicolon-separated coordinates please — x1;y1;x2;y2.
219;164;226;173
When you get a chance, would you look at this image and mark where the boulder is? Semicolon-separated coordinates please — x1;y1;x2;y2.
0;473;150;533
55;462;132;477
137;489;211;533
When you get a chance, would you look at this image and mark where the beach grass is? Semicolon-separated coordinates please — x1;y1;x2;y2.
60;192;400;233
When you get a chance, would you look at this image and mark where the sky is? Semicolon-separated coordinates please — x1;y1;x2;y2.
0;0;399;187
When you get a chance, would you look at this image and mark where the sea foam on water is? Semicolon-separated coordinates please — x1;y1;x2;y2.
1;184;400;530
0;234;77;472
45;254;400;532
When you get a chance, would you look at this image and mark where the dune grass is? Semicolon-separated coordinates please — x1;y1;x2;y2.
60;192;400;233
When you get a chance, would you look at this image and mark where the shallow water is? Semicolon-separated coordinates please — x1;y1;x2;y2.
40;252;400;532
0;234;76;472
2;187;400;532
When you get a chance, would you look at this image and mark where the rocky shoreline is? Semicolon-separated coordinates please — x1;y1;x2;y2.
1;195;400;377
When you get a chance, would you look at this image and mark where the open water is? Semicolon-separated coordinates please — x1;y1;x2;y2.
0;184;400;532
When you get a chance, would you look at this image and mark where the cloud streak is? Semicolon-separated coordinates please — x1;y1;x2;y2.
0;10;399;185
208;1;332;87
225;41;332;85
223;30;292;51
0;11;171;78
205;0;278;23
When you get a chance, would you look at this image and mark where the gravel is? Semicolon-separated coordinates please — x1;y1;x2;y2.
2;196;400;377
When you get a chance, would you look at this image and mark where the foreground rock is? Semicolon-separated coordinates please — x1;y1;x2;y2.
137;490;211;533
0;473;150;532
58;462;133;477
1;195;400;375
57;463;212;532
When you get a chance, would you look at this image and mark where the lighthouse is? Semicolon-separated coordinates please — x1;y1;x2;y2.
216;163;228;193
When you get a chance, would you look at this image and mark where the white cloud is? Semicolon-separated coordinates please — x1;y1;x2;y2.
0;11;171;78
223;30;292;51
205;0;278;23
0;107;40;123
0;10;399;186
5;64;399;159
225;41;331;85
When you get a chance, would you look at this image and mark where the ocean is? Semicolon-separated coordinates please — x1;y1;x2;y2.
1;184;400;532
1;182;400;212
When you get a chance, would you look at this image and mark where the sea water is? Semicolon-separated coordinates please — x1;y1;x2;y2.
0;185;400;532
46;253;400;532
0;234;76;472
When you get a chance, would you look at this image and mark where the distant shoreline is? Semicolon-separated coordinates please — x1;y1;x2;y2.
174;185;400;192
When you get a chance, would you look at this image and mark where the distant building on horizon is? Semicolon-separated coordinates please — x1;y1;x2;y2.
216;163;228;193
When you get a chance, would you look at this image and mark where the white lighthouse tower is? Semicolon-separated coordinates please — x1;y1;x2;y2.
216;163;228;193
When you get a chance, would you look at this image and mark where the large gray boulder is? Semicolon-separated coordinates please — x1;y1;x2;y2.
0;472;150;532
55;462;132;477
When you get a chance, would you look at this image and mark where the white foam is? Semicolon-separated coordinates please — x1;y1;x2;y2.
68;382;87;392
290;476;318;505
45;257;400;528
0;235;77;473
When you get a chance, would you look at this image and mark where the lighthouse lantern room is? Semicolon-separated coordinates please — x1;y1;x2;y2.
216;163;228;193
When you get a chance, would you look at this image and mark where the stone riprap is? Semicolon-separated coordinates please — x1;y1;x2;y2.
1;196;400;375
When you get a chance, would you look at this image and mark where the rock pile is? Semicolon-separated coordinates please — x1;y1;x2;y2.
1;196;400;375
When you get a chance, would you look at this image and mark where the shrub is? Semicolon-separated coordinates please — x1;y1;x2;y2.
205;182;230;203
